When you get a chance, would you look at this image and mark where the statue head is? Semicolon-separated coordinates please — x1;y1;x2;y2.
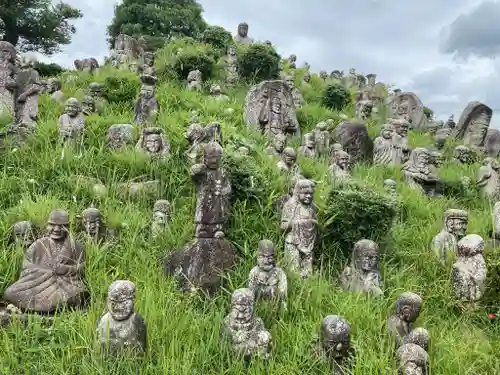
282;147;296;166
81;95;95;115
396;343;429;375
390;118;410;137
320;315;351;359
73;59;82;70
264;40;272;46
284;75;295;89
231;288;254;320
316;121;328;131
46;209;70;240
257;239;276;271
352;239;379;272
454;145;471;163
203;141;222;169
140;75;156;99
13;220;35;247
381;123;395;139
319;71;328;80
393;292;422;323
273;133;287;153
457;234;484;258
46;78;61;93
237;22;248;37
228;45;236;56
446;114;456;129
393;88;402;96
303;71;311;82
210;84;221;96
294;179;314;205
304;133;315;148
19;55;35;69
443;209;468;238
434;133;447;150
88;82;102;97
402;327;430;352
144;51;154;66
335;150;350;170
408;148;430;169
142;127;164;153
271;95;282;112
238;146;249;156
82;207;101;236
153;199;171;226
64;98;81;117
430;151;443;168
397;100;409;116
107;280;135;321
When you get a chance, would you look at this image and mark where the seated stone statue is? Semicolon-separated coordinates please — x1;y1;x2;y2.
78;207;114;242
209;84;229;101
313;122;330;157
81;95;95;116
58;98;85;143
96;280;147;354
151;199;171;239
298;133;316;158
340;239;383;296
453;145;473;164
476;157;500;200
396;343;429;375
265;133;287;158
387;292;423;348
384;179;397;199
328;150;351;183
186;70;202;91
3;210;87;313
430;209;468;264
402;148;439;196
135;127;170;160
277;147;300;176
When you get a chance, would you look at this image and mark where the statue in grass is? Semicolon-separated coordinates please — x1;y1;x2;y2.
387;292;423;348
430;209;468;264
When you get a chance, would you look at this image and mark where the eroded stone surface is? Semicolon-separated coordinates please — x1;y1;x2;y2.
396;343;429;375
133;75;159;126
135;127;170;160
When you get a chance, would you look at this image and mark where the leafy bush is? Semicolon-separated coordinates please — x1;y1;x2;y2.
237;44;280;82
200;25;232;52
101;75;139;104
322;83;351;111
35;61;65;77
172;48;215;81
223;152;267;204
423;106;434;120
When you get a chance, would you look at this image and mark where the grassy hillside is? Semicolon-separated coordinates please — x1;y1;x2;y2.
0;39;499;374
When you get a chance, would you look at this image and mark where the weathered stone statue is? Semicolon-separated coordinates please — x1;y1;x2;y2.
340;239;383;296
346;68;358;88
225;45;239;83
314;315;355;375
453;145;473;164
58;98;85;143
402;148;439;195
396;343;429;375
265;133;286;158
445;114;456;129
3;210;87;312
387;292;423;348
277;147;300;176
234;22;253;44
313;122;330;157
355;90;374;120
209;84;229;101
402;327;430;352
284;74;304;108
78;207;113;242
0;41;17;117
489;201;500;242
248;240;287;308
222;288;271;360
374;123;398;166
387;92;427;130
298;133;316;158
302;71;311;85
332;121;374;164
319;71;328;80
281;179;317;279
12;220;36;249
106;124;135;150
429;151;443;176
96;280;147;354
452;234;486;303
184;122;222;164
133;75;159;126
88;82;107;114
431;209;468;263
288;54;297;69
81;95;95;116
135;127;170;160
186;69;202;91
151;199;170;239
328;150;351;183
452;101;492;148
46;78;64;102
476;157;500;200
14;56;41;126
138;51;155;77
433;131;448;150
390;118;411;163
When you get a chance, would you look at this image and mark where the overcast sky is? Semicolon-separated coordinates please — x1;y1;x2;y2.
45;0;500;123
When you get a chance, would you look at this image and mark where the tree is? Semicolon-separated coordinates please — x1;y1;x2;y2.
0;1;82;55
423;106;434;120
107;0;207;50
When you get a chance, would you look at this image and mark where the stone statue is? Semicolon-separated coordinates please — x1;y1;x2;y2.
14;55;41;126
78;207;107;242
135;127;170;160
302;71;311;85
355;90;373;120
209;84;229;101
277;147;300;176
340;239;383;296
402;148;439;196
387;292;423;348
374;123;399;166
133;75;159;126
433;131;448;150
402;327;430;352
346;68;357;88
186;70;202;91
46;78;64;102
288;54;297;69
332;121;374;164
184;122;222;164
88;82;107;114
284;74;304;108
298;133;316;158
281;179;317;279
58;98;85;143
225;45;239;83
453;145;473;164
106;124;135;150
151;199;171;239
265;133;286;158
389;118;411;163
396;343;429;375
96;280;147;354
12;220;36;249
384;179;397;199
319;71;328;80
476;157;500;200
431;209;468;264
452;234;486;303
0;17;4;39
387;92;427;130
445;114;456;129
313;122;330;157
328;150;351;183
234;22;253;45
138;51;155;77
3;210;87;313
248;239;287;308
0;41;17;118
222;288;271;360
81;95;95;116
314;315;355;375
452;101;492;148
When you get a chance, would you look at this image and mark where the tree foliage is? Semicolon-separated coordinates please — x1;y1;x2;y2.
34;61;65;77
200;25;232;51
322;83;351;111
0;0;82;55
237;44;281;82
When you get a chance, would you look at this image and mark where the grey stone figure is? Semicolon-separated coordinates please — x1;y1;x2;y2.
390;118;411;163
281;179;317;279
313;122;330;157
209;84;229;101
184;122;222;164
88;82;107;114
284;74;304;108
328;150;351;183
78;207;112;242
46;78;64;102
0;41;17;118
186;69;202;91
433;131;448;150
151;199;171;239
0;17;4;39
319;71;328;80
314;315;355;375
135;127;170;160
340;239;383;296
476;157;500;200
298;133;316;158
374;123;397;166
277;147;300;176
12;220;36;248
384;179;397;199
14;56;41;126
225;45;239;83
387;292;423;348
445;114;456;129
452;101;492;148
302;71;311;85
402;148;439;196
429;151;443;176
265;133;287;158
332;121;374;164
81;95;95;116
430;209;468;263
453;145;473;164
106;124;135;150
396;343;429;375
222;288;271;360
452;234;486;303
248;240;287;308
489;201;500;242
96;280;147;354
133;75;159;126
234;22;253;45
138;51;155;77
58;98;85;143
402;327;430;352
3;210;87;313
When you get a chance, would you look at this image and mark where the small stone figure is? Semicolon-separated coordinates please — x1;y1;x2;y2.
431;209;468;263
298;133;316;157
135;127;170;160
88;82;107;114
390;118;411;163
302;71;311;85
12;220;36;248
429;151;443;176
151;199;171;239
81;95;95;116
248;240;287;308
284;74;304;108
396;343;429;375
138;51;155;77
234;22;253;45
58;98;85;143
476;157;500;200
209;84;229;101
288;54;297;69
14;55;41;126
222;288;271;360
387;292;423;348
452;234;486;303
265;133;286;158
328;150;351;183
445;114;456;129
3;210;87;313
281;179;317;279
133;75;159;126
277;147;300;176
340;239;383;296
79;207;111;242
313;121;330;157
0;41;17;118
384;179;397;199
402;327;430;352
186;70;202;91
454;145;473;164
184;122;222;164
96;280;147;354
107;124;135;150
402;148;439;196
319;71;328;80
46;78;64;102
225;45;239;83
314;315;355;375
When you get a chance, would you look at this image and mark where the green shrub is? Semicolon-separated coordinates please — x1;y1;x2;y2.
35;61;65;77
237;43;280;82
223;152;267;204
101;75;139;104
172;48;215;81
200;25;232;52
322;83;351;111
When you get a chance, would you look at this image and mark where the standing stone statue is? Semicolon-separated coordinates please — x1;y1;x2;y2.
314;315;355;375
209;84;229;101
452;234;486;303
96;280;147;354
58;98;85;143
452;101;492;148
355;90;373;120
244;80;300;138
184;122;222;164
313;122;330;157
81;95;95;116
302;71;311;86
12;220;36;249
328;150;351;183
247;239;287;308
298;133;316;157
346;68;358;88
0;41;17;118
396;343;429;375
277;147;300;176
489;201;500;243
476;157;500;200
340;239;383;296
234;22;253;44
0;17;4;39
402;327;430;352
222;288;271;360
402;148;439;196
430;209;468;263
429;150;443;176
284;74;304;108
88;82;107;114
151;199;171;239
133;75;159;126
374;123;398;166
225;45;239;83
186;70;202;91
138;51;155;77
135;127;170;160
3;210;87;313
265;133;287;158
390;118;411;163
14;56;41;126
387;292;423;348
281;179;317;279
46;78;64;102
106;124;135;150
453;145;473;164
433;131;448;151
319;71;328;80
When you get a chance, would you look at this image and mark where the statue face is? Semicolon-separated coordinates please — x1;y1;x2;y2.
446;218;467;238
323;331;350;359
84;217;100;235
145;134;162;153
337;155;349;169
398;102;409;115
457;150;470;162
298;185;314;205
47;222;68;240
382;128;393;139
0;48;11;61
399;304;419;322
108;297;133;321
285;78;294;89
141;86;154;99
238;23;248;37
233;299;252;317
14;229;32;247
274;138;285;152
90;88;100;97
228;46;236;55
65;103;79;116
284;151;296;165
153;210;167;225
211;85;221;95
82;100;94;113
145;55;153;66
416;152;429;166
257;252;275;271
303;73;310;82
356;251;378;271
204;149;221;169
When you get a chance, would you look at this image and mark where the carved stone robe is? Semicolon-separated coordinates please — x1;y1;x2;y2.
96;312;147;353
431;230;457;263
133;97;159;125
281;198;317;254
58;113;85;142
248;266;287;301
15;67;40;124
0;59;16;117
340;266;383;296
452;254;486;302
